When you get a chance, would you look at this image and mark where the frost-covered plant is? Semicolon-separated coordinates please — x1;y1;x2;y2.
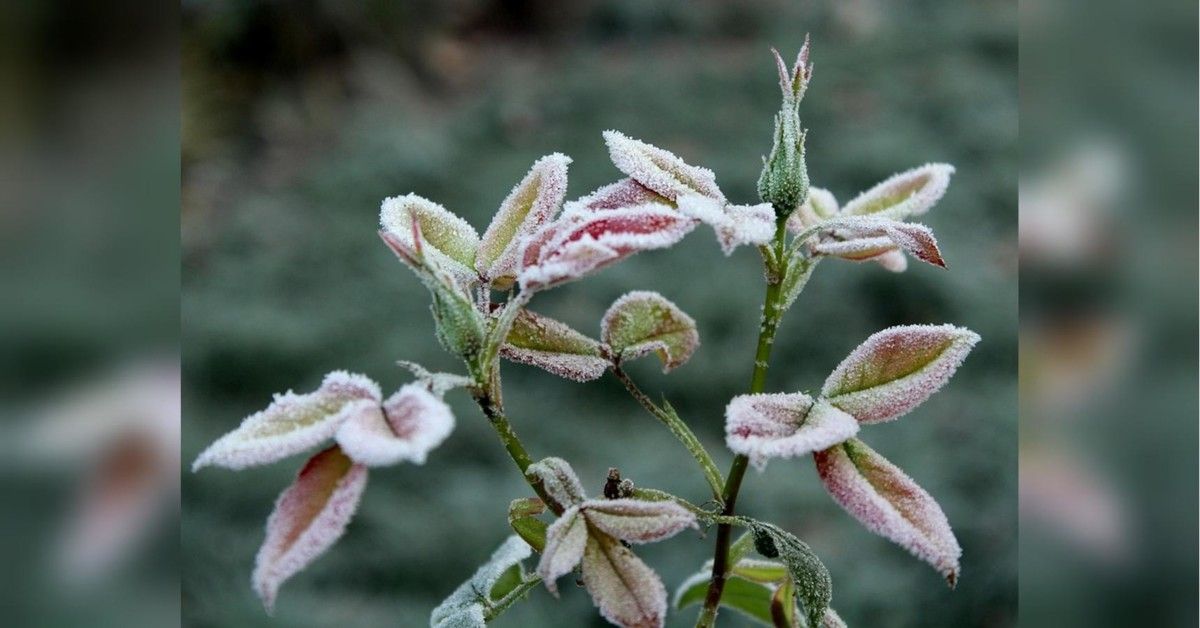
193;38;979;627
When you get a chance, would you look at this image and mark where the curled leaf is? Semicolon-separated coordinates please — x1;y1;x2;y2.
601;291;699;372
812;218;946;269
431;535;534;628
725;394;859;470
518;205;697;292
581;533;668;628
786;186;839;232
192;372;380;471
575;178;671;211
501;308;608;382
677;195;775;255
379;194;480;283
508;497;548;552
839;163;954;221
526;457;587;508
821;324;980;424
477;154;571;287
536;506;588;596
334;384;454;467
815;438;961;586
603;130;725;202
581;499;697;544
253;445;368;612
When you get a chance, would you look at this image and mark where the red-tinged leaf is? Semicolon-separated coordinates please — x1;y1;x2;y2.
379;194;480;282
581;499;697;544
881;222;945;268
476;153;571;288
603;130;726;202
334;384;454;467
821;325;980;424
518;205;696;291
786;186;839;233
192;372;381;471
601;291;699;372
253;445;368;612
501;308;608;382
839;163;954;220
525;456;587;507
581;533;668;628
677;195;775;256
537;506;588;596
811;217;946;269
815;438;960;586
574;178;670;211
725;394;859;470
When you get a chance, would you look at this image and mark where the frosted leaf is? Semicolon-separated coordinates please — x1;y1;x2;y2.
746;521;831;628
821;608;848;628
518;204;696;292
580;499;697;544
501;308;608;382
581;534;668;628
334;384;454;467
673;568;775;625
431;535;534;628
815;438;961;586
193;371;381;471
603;130;725;202
839;163;954;221
253;445;368;612
396;361;475;397
574;178;670;211
880;222;946;268
873;249;908;273
677;195;775;255
773;36;813;105
537;505;588;596
786;186;839;233
812;235;898;260
601;291;699;372
380;194;480;283
822;324;980;424
476;153;571;288
526;456;587;507
508;497;549;552
725;394;859;470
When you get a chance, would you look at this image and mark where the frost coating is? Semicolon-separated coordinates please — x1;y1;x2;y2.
380;194;481;283
518;204;696;291
601;291;699;372
537;506;588;595
815;438;961;585
812;217;946;269
253;445;368;612
822;324;980;424
821;608;848;628
839;163;955;221
431;535;534;628
603;130;726;203
676;195;775;255
574;177;670;211
787;186;839;231
526;457;587;507
580;499;697;544
725;394;859;470
335;384;455;467
581;534;668;628
477;153;571;287
501;309;608;382
192;371;381;471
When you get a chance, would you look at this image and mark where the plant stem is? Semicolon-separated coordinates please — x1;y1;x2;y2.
696;221;790;628
611;365;726;500
473;388;564;515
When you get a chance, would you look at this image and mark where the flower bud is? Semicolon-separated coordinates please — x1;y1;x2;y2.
757;39;814;219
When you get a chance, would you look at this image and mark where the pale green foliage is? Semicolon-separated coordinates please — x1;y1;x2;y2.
602;290;699;372
430;535;535;628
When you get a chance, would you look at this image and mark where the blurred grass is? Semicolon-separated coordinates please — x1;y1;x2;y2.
182;1;1016;626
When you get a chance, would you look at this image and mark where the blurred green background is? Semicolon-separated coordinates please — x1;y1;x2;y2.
182;1;1016;626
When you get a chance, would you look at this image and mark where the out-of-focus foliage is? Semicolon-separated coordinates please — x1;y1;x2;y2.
182;1;1016;626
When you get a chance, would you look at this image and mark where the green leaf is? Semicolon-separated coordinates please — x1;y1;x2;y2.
675;571;776;625
488;563;525;601
501;308;607;382
508;497;548;553
380;194;480;283
601;291;699;372
430;536;533;628
748;522;832;628
770;578;798;628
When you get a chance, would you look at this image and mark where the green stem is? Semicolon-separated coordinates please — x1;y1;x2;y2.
473;388;564;515
611;365;726;500
696;221;790;628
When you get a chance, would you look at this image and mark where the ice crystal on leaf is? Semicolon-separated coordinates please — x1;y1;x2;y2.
815;438;961;586
334;383;455;467
501;308;608;382
745;520;832;628
724;393;859;470
395;360;475;397
821;607;849;628
811;217;946;269
787;186;839;231
676;195;775;256
822;324;980;424
430;535;534;628
574;178;670;212
581;534;669;628
517;205;696;292
380;194;480;284
253;445;368;612
839;163;954;221
476;153;571;289
539;506;589;595
525;456;587;508
192;371;381;471
603;130;725;203
580;498;697;544
601;291;699;372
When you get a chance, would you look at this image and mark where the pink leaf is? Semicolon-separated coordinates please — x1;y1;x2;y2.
601;291;699;372
882;222;946;268
676;195;774;255
525;456;587;508
815;438;960;586
334;384;455;466
501;308;608;382
536;505;588;596
839;163;954;220
811;217;946;269
192;371;381;471
603;130;725;203
379;194;480;283
822;324;980;424
581;499;697;544
476;153;571;288
574;178;670;211
725;394;859;470
253;445;368;611
581;534;668;628
518;205;696;291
